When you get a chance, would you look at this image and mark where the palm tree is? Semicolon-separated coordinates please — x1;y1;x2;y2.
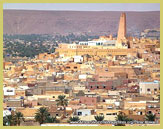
45;116;60;123
145;113;156;121
94;115;104;121
116;112;133;121
3;116;8;126
14;112;24;126
56;95;68;118
68;116;80;123
35;107;50;125
3;114;16;126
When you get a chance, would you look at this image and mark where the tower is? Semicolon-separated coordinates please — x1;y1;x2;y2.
117;12;127;41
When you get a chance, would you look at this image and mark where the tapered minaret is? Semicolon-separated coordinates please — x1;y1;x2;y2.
117;12;126;41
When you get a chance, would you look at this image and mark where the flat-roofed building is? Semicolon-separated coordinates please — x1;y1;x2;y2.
3;87;15;96
6;99;24;107
124;101;146;110
139;81;160;95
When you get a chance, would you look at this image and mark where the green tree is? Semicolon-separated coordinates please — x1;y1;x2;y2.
3;116;8;126
94;115;104;121
68;116;80;123
56;95;68;118
14;112;24;126
145;113;156;121
3;114;16;126
35;107;50;125
116;112;133;121
45;116;60;123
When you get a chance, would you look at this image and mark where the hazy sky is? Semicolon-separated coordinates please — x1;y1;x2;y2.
3;3;160;11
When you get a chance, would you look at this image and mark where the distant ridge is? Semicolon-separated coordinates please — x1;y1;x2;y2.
3;10;160;36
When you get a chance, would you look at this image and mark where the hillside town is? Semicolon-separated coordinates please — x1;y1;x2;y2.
3;13;160;126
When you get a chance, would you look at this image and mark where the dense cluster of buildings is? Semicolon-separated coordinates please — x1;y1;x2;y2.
141;29;160;40
3;13;160;126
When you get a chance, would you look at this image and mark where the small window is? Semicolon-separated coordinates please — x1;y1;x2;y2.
147;88;150;91
148;111;152;114
7;90;13;92
97;86;99;89
138;112;142;115
78;112;82;116
154;88;157;91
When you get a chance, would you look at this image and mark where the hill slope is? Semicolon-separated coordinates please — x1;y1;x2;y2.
3;10;160;36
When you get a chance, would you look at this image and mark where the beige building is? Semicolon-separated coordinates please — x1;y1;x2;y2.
124;101;146;110
139;81;160;95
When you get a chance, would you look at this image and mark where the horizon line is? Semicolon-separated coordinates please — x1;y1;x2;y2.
3;9;160;12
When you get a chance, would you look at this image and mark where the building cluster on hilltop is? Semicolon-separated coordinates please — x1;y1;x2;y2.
3;13;160;126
